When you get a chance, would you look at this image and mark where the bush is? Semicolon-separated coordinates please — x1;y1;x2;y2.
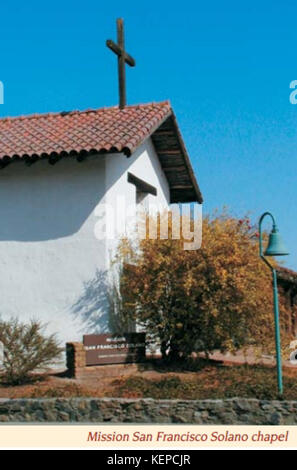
110;365;297;400
0;318;63;385
118;210;293;362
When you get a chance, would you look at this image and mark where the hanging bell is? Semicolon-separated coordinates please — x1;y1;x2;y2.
264;226;289;256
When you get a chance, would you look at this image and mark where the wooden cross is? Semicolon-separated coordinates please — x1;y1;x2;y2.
106;18;136;109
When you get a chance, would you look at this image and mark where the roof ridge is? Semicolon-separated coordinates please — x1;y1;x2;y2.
0;100;171;123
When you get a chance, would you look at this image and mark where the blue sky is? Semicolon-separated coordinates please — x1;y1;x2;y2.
0;0;296;269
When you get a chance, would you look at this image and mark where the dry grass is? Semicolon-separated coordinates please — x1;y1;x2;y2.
1;360;297;400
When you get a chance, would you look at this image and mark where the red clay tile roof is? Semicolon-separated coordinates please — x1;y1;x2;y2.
0;101;203;203
0;101;171;159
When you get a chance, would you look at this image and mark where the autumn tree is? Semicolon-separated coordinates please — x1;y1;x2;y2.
117;210;292;362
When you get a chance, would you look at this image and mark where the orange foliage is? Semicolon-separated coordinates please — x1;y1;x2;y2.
117;210;292;361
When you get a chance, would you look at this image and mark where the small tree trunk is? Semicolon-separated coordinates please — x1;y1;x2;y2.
168;342;180;363
160;340;168;360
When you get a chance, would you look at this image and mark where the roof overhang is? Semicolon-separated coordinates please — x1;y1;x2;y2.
150;112;203;204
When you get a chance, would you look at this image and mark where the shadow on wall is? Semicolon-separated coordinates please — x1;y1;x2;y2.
71;268;131;335
0;159;105;242
0;145;150;242
71;270;111;333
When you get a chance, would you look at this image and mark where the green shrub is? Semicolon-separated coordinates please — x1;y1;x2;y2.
0;318;63;385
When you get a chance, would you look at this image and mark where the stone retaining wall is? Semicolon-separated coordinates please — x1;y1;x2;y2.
0;398;297;424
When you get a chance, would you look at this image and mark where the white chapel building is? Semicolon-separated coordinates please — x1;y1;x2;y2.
0;100;202;346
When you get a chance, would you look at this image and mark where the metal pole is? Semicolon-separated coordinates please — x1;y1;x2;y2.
272;267;283;395
259;212;283;396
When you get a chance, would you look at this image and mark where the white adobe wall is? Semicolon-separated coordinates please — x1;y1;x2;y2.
104;137;170;264
0;155;108;348
0;137;170;354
